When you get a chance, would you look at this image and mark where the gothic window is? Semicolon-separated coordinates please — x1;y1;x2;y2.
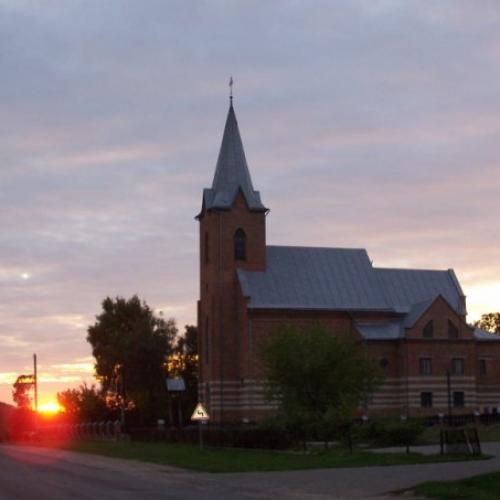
234;228;246;261
423;320;434;338
379;358;389;370
448;320;459;339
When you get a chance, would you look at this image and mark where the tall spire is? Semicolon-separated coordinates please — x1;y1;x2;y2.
198;98;267;215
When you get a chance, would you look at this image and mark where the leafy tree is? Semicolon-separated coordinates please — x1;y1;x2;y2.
167;325;198;424
87;295;177;424
474;312;500;335
57;383;111;422
12;375;35;409
259;325;382;444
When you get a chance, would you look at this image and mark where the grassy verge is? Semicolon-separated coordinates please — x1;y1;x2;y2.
409;471;500;499
36;440;488;473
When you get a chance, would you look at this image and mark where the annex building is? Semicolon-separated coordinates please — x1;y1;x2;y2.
197;99;500;423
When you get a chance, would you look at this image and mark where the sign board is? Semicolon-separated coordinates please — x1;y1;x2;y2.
166;377;186;392
191;402;210;421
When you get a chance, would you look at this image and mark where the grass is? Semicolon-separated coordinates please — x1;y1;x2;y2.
36;440;488;473
409;471;500;499
421;424;500;445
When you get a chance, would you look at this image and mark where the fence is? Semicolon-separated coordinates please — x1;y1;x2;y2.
38;420;126;441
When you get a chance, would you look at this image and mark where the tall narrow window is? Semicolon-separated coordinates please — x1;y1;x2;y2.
453;391;465;408
423;320;434;338
204;232;209;265
451;358;465;375
234;228;246;261
448;320;459;339
480;359;487;376
421;392;433;408
419;357;432;375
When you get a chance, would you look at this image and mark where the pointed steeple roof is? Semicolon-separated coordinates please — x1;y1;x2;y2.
199;102;267;216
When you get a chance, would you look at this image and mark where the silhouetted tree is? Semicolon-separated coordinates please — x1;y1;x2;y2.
167;325;198;423
57;383;111;422
474;312;500;335
87;295;177;424
12;375;34;409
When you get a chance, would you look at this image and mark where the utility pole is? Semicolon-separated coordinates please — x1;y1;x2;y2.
33;353;38;414
446;368;452;425
33;353;39;432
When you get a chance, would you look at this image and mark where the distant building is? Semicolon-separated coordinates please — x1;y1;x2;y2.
196;99;500;423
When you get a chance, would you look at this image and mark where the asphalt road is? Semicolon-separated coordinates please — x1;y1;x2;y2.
2;443;500;499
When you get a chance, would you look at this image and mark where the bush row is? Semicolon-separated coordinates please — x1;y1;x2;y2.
127;416;425;450
128;424;292;450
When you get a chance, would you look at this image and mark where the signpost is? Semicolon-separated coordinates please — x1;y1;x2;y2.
167;378;186;426
191;402;210;449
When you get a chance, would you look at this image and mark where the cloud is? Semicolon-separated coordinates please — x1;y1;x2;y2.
1;1;499;404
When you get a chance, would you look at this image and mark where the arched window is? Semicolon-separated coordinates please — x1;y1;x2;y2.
234;228;246;261
423;320;434;338
379;358;389;370
448;320;459;339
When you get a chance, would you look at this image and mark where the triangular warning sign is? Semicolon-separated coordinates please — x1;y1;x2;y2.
191;402;210;421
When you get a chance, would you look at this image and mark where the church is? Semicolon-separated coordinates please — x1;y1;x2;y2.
196;98;500;424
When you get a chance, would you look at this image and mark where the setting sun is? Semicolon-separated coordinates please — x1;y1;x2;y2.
38;401;64;415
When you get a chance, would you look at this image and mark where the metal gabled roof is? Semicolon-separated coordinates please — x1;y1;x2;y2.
355;321;404;340
403;298;435;328
374;267;466;316
238;245;392;311
198;103;267;216
474;328;500;341
238;246;465;319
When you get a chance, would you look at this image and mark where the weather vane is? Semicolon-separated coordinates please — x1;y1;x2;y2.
229;76;233;103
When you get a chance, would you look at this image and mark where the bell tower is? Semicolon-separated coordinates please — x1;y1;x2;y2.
196;97;268;422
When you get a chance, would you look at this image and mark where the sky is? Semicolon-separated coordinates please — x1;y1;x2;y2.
1;0;500;406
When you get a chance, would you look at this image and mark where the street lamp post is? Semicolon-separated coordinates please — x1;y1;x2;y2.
446;368;453;426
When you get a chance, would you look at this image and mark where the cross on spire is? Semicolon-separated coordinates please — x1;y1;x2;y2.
229;76;233;104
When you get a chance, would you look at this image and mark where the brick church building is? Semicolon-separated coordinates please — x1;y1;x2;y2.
197;99;500;423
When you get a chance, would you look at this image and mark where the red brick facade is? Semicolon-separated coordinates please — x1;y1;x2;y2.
197;104;500;423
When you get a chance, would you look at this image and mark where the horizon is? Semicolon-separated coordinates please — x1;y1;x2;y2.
2;1;500;406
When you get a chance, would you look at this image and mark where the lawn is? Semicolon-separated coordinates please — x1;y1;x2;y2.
409;470;500;500
44;440;487;473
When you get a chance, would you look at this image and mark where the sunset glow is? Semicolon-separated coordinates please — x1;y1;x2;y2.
1;2;500;407
38;401;64;415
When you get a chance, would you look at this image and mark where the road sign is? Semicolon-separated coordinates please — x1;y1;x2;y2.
191;402;210;421
166;377;186;391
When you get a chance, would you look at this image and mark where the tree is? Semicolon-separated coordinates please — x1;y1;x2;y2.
57;383;111;422
167;325;198;424
474;312;500;335
12;375;35;409
259;325;382;443
87;295;177;424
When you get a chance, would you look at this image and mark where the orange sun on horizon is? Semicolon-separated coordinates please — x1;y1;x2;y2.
38;401;64;415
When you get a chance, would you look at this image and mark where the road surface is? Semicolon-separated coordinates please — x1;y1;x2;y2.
1;443;500;499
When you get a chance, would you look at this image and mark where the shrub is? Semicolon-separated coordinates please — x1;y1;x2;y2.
353;417;424;447
129;424;292;450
